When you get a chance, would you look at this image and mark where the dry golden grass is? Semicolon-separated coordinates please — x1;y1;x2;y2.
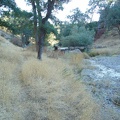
70;53;84;65
20;55;100;120
62;52;84;64
1;35;117;120
82;52;90;59
22;49;37;60
89;47;120;57
89;48;111;57
90;30;120;56
62;52;87;76
0;36;23;63
0;61;16;107
0;48;23;63
0;36;6;43
0;36;25;119
26;44;37;52
21;59;56;85
0;61;16;80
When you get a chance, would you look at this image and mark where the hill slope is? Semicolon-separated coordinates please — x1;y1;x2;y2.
91;28;120;56
0;32;120;120
0;36;101;120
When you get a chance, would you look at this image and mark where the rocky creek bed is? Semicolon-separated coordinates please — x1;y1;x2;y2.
81;55;120;119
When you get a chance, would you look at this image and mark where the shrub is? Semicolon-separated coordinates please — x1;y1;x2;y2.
61;27;95;47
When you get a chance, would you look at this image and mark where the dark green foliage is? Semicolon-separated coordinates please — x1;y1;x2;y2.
0;6;34;47
43;22;58;36
106;3;120;34
88;0;120;37
98;1;120;34
0;0;16;10
26;0;71;59
0;19;16;33
67;7;89;25
60;26;95;47
85;21;98;31
62;24;72;37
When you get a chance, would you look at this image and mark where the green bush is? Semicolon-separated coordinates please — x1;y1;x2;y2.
61;27;94;47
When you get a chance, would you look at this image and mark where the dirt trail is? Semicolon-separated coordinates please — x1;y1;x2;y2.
18;56;99;120
1;36;119;120
0;36;99;120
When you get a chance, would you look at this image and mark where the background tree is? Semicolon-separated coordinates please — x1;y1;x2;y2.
0;0;16;31
85;21;98;31
0;0;16;10
88;0;120;39
67;8;89;26
59;25;95;49
26;0;70;59
0;8;33;47
58;7;95;49
105;2;120;35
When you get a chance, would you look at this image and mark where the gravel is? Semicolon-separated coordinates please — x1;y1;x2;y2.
81;55;120;119
91;55;120;72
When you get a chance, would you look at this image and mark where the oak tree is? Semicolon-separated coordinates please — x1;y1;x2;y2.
26;0;70;59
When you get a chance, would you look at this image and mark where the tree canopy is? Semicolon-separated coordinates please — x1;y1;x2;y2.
0;0;16;9
0;0;120;60
25;0;71;59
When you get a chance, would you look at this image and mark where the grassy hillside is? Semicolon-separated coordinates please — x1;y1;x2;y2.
89;28;120;56
0;36;101;120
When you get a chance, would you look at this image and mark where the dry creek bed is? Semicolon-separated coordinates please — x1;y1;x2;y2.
81;55;120;118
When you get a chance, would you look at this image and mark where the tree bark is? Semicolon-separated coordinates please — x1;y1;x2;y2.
117;25;120;36
31;0;38;51
31;0;56;60
37;29;45;60
36;0;55;60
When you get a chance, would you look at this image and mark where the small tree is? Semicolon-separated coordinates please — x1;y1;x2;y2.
0;0;16;9
106;3;120;35
60;26;95;48
26;0;70;60
67;7;89;26
0;8;33;47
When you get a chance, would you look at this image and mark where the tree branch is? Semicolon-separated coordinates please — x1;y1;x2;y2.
42;0;55;24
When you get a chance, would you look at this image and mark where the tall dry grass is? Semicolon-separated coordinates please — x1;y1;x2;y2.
0;36;23;63
21;56;69;85
0;36;104;120
0;36;25;119
62;52;87;75
89;47;120;57
0;61;16;106
89;48;111;57
91;34;120;56
20;53;101;120
1;30;120;120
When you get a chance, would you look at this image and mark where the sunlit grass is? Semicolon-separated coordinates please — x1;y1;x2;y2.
1;35;115;120
20;55;100;120
88;48;111;57
89;47;120;57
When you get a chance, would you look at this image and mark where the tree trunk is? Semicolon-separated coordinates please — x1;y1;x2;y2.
117;25;120;37
37;30;45;60
21;34;26;48
31;0;38;51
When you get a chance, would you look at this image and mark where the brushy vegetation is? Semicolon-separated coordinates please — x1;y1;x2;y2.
88;48;111;57
0;36;102;120
60;26;95;47
89;32;120;57
1;35;120;120
20;55;100;120
89;46;120;57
